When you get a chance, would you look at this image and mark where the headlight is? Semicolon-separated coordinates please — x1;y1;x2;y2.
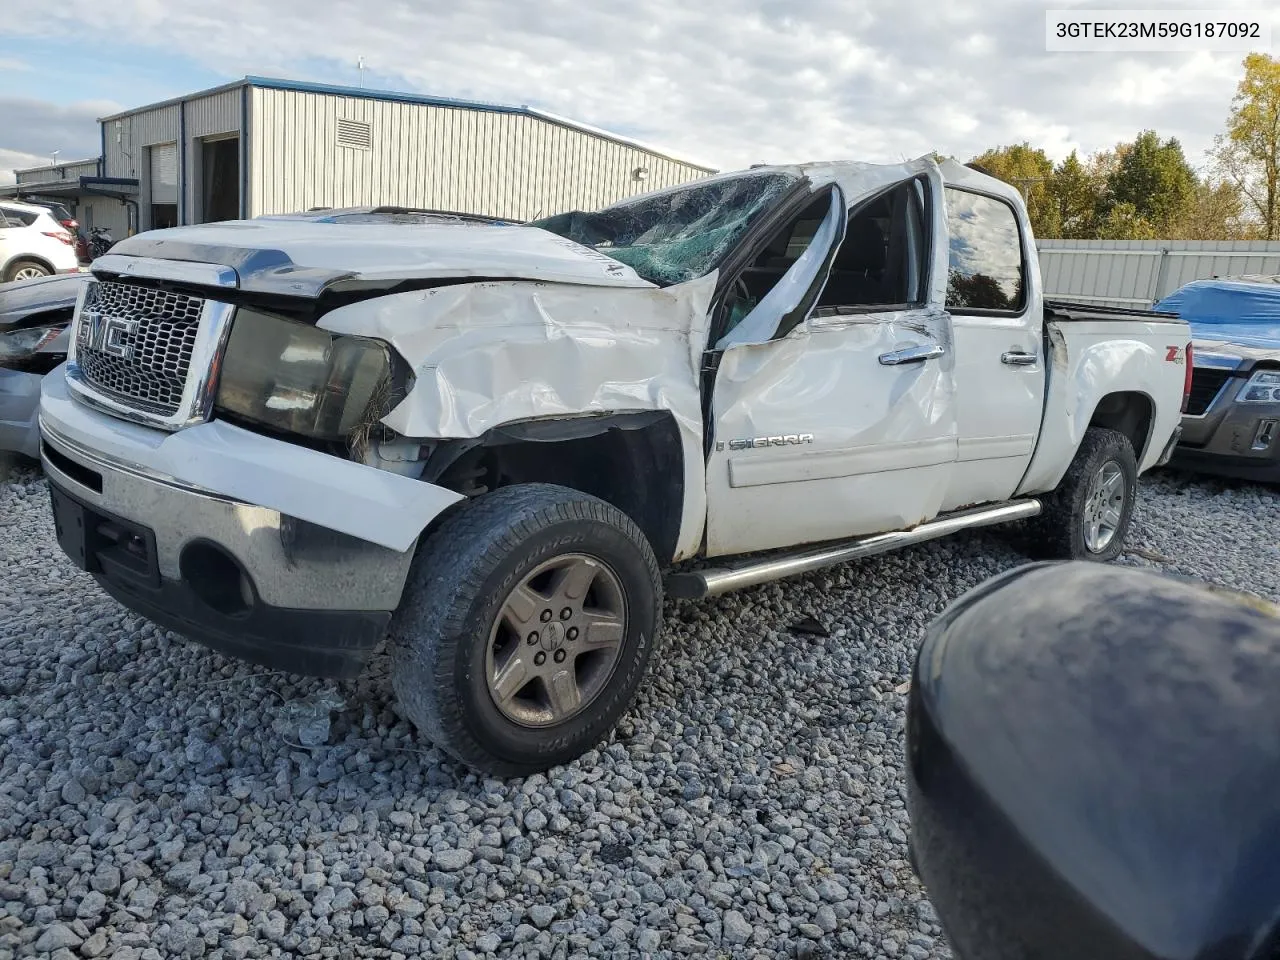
0;323;66;365
1237;369;1280;404
215;309;395;441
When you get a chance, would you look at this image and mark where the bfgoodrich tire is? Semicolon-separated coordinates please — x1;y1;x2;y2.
389;483;663;776
1025;427;1138;562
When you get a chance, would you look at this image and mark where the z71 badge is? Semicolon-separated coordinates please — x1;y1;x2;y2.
717;433;815;452
1165;346;1186;364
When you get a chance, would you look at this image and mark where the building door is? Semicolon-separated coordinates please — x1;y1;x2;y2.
149;142;178;229
201;137;240;223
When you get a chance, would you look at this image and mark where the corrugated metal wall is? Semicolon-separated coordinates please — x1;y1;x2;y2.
14;160;97;185
250;87;709;220
1038;239;1280;307
103;104;180;228
76;195;130;241
103;105;180;180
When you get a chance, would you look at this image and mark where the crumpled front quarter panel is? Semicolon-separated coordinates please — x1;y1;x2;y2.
318;275;716;560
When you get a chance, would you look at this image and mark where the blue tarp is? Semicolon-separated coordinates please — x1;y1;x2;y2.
1155;279;1280;350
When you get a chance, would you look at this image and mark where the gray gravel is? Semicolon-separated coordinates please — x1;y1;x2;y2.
1;464;1276;960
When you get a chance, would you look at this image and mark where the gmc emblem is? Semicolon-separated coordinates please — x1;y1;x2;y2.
80;309;138;360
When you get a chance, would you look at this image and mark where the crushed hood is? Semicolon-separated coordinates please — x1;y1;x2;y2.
0;272;90;328
104;220;656;297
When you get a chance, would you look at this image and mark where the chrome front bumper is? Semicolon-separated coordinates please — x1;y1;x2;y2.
40;423;415;612
39;421;419;679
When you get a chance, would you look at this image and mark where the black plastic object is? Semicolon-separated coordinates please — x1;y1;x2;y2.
907;560;1280;960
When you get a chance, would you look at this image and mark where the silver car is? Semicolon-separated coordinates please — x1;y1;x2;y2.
0;273;89;462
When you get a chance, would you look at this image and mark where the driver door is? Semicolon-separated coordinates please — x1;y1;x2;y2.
704;166;958;557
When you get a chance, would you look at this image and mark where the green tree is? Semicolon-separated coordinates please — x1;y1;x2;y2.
1049;151;1104;238
1213;53;1280;240
1105;130;1198;233
1168;180;1248;240
967;143;1061;238
1094;201;1158;240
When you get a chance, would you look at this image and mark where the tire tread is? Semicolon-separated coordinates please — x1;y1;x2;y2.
389;483;661;776
1024;426;1137;561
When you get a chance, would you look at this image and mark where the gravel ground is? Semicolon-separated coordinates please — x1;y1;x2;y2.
1;464;1277;960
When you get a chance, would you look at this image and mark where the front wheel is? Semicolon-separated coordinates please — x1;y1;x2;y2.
1025;427;1138;562
389;483;663;776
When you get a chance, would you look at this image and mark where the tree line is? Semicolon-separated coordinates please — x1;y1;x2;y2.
956;53;1280;241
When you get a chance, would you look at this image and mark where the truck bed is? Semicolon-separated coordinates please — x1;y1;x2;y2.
1045;299;1181;322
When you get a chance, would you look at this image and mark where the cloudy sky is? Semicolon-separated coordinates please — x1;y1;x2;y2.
1;0;1276;185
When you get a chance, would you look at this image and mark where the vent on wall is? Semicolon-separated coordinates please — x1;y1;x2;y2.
336;118;372;150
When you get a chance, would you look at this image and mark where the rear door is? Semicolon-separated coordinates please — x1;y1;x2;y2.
0;205;27;273
938;184;1046;510
704;166;958;557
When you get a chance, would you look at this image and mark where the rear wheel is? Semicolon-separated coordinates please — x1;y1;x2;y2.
3;260;51;283
389;483;662;776
1024;427;1138;562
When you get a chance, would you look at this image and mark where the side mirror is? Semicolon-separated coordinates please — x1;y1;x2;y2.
907;561;1280;960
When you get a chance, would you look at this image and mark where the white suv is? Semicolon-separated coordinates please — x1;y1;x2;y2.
0;200;80;283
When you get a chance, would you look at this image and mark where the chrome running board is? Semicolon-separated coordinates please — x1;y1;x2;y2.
666;499;1042;599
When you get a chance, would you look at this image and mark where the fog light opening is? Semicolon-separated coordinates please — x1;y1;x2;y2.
180;541;254;617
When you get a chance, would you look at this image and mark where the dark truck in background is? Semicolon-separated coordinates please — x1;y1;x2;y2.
1158;277;1280;483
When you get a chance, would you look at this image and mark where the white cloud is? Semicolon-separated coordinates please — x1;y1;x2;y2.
0;58;31;71
0;98;120;181
1;0;1276;179
0;149;46;185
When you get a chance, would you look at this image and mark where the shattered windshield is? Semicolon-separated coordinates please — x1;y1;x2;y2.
530;171;800;286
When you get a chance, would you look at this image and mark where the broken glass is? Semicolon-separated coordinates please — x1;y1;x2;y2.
530;172;800;287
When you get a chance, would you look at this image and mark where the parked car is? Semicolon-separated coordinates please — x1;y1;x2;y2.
36;157;1190;774
0;200;81;282
907;559;1280;960
1157;277;1280;482
0;273;88;461
15;198;79;236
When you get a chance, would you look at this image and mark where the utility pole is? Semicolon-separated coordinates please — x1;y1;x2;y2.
1011;176;1046;202
357;57;366;88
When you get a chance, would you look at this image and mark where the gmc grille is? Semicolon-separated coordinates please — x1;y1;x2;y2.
75;281;204;415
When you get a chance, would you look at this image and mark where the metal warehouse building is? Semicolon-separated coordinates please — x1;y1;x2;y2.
3;75;715;239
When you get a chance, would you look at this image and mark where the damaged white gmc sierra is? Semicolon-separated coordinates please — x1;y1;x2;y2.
36;158;1191;774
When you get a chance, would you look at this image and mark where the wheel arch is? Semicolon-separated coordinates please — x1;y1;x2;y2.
1086;390;1156;464
419;410;687;565
2;254;57;279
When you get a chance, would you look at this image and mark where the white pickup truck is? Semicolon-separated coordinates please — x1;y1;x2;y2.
37;157;1191;774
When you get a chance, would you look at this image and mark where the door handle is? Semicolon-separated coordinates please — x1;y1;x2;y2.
1001;351;1037;366
879;343;945;366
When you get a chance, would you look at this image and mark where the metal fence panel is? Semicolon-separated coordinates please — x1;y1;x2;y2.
1038;240;1280;307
